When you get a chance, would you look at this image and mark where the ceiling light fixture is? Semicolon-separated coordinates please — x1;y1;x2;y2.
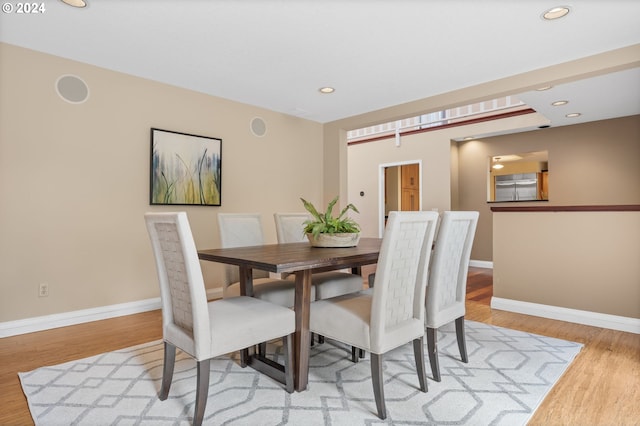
492;157;504;170
318;87;335;94
61;0;87;7
566;113;582;118
536;85;553;91
551;100;569;106
542;6;570;20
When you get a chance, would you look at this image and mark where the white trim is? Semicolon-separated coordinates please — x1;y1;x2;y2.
377;160;423;237
0;298;160;338
470;260;493;269
0;287;225;338
491;297;640;334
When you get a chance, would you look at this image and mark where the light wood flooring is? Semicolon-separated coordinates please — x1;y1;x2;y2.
1;267;638;425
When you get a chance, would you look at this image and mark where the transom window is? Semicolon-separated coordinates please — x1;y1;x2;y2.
347;96;526;143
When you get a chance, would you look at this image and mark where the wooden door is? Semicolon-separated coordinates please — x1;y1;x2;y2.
400;164;419;211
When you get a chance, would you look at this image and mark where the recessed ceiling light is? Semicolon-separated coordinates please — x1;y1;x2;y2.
566;113;581;118
542;6;570;20
61;0;87;7
552;100;569;106
318;87;335;94
536;85;553;91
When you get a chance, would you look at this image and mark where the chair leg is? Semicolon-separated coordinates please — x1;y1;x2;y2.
193;359;210;426
159;342;176;400
351;346;359;363
359;348;366;359
310;333;326;346
426;327;441;382
240;348;249;368
455;316;468;363
370;353;386;419
413;336;428;392
258;342;267;357
283;334;294;393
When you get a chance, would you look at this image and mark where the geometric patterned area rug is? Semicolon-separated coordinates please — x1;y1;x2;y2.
19;320;582;425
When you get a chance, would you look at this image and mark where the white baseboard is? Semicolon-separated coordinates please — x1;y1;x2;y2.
0;287;225;338
0;298;161;338
491;297;640;334
470;260;493;269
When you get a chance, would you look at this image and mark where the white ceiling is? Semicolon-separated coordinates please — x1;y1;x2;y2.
1;0;639;128
517;67;640;129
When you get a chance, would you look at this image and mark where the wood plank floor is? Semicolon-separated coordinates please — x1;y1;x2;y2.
1;267;638;425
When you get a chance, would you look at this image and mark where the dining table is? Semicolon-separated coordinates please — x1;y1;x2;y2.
198;237;382;392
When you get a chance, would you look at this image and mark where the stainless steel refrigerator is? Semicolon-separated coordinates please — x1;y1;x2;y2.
494;173;538;201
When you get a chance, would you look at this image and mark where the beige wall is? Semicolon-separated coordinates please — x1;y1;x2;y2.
347;114;639;261
346;115;639;320
0;43;324;322
333;45;639;259
347;134;448;237
2;41;639;326
493;211;640;318
307;42;640;322
347;113;549;240
476;117;640;320
385;167;401;214
458;115;640;260
327;44;639;206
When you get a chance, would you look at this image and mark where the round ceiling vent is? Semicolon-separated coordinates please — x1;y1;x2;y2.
55;75;89;104
250;117;267;137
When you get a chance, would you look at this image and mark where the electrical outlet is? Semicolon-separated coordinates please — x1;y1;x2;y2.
38;283;49;297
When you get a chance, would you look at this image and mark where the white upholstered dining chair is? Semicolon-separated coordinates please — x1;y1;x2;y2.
217;213;310;307
145;212;295;426
425;210;479;382
273;212;364;299
274;212;365;355
309;210;439;419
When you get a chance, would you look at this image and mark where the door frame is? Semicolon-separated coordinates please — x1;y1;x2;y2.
377;160;422;237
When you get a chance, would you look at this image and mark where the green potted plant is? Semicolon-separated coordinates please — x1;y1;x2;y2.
300;196;361;247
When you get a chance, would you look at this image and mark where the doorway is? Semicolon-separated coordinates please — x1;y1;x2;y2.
378;160;422;236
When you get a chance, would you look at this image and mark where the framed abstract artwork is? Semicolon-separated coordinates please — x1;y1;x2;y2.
150;128;222;206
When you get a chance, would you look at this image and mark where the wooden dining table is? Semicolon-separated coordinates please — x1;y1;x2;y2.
198;237;382;391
